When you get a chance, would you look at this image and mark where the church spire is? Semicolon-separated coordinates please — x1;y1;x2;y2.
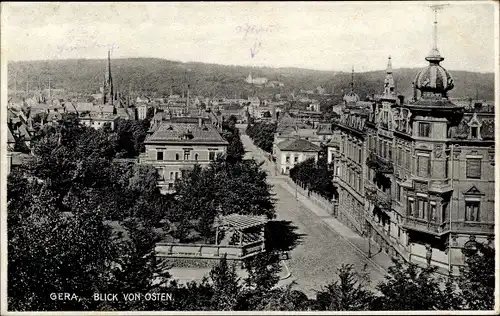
105;49;114;104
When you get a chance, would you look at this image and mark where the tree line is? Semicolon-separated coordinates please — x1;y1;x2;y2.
290;155;338;201
246;120;277;153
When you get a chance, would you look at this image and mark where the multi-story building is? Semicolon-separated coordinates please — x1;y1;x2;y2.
333;16;495;274
332;68;373;234
140;118;228;194
275;138;320;175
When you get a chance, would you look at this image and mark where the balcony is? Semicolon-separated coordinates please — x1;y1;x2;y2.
403;217;446;235
440;221;494;235
366;152;393;174
365;185;392;210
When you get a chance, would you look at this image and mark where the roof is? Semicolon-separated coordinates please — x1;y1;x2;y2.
11;152;34;166
326;138;340;147
317;123;333;135
116;108;130;119
277;138;321;152
7;128;15;143
145;122;229;145
102;105;115;114
75;102;95;113
216;214;268;230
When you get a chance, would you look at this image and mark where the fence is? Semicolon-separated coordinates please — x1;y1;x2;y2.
155;240;265;260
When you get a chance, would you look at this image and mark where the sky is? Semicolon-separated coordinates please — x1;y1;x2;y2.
2;1;497;73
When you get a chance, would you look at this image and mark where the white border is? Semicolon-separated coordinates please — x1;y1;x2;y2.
1;1;499;315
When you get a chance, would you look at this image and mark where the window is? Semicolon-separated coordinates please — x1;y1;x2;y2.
445;157;449;178
441;203;449;223
408;199;414;217
465;201;480;222
466;158;481;179
397;147;402;166
175;153;180;161
156;168;164;180
169;172;174;180
336;166;340;176
396;184;401;201
358;148;362;163
175;172;179;179
388;146;392;160
417;154;430;177
406;150;411;169
168;183;173;190
358;176;362;192
416;199;425;219
183;150;190;160
471;127;478;139
418;122;430;137
209;151;216;161
157;151;164;161
195;153;198;161
286;155;290;163
430;203;437;222
294;156;299;163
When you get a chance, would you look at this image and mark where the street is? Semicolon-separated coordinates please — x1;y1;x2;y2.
239;128;387;297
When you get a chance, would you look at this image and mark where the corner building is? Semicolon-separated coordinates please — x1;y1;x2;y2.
334;34;494;274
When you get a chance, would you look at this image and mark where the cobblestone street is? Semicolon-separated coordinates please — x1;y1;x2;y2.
239;129;391;297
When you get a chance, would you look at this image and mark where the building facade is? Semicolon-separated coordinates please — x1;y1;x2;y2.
275;138;320;175
333;21;495;274
140;119;228;194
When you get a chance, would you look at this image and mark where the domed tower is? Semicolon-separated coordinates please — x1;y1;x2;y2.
413;7;454;101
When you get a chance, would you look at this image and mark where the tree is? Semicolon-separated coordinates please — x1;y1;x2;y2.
255;283;311;311
170;157;276;242
459;243;495;310
114;118;150;158
290;156;334;200
238;252;282;309
314;264;374;311
372;259;449;310
209;254;241;311
7;114;173;311
100;219;172;311
7;180;117;311
246;121;276;153
221;119;245;162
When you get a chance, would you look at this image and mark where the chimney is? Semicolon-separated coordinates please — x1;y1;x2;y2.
187;84;190;108
198;116;203;127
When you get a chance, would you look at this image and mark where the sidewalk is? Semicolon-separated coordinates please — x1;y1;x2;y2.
277;180;393;275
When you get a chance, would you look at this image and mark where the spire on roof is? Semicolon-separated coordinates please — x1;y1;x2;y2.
426;4;448;63
105;49;114;104
350;66;354;92
382;56;396;100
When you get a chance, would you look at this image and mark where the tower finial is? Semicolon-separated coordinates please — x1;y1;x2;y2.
426;4;448;63
387;56;393;74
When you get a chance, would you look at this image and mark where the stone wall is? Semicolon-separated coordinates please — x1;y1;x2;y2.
159;257;244;269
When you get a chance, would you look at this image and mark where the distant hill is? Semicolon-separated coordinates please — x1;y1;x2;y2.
7;58;494;101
